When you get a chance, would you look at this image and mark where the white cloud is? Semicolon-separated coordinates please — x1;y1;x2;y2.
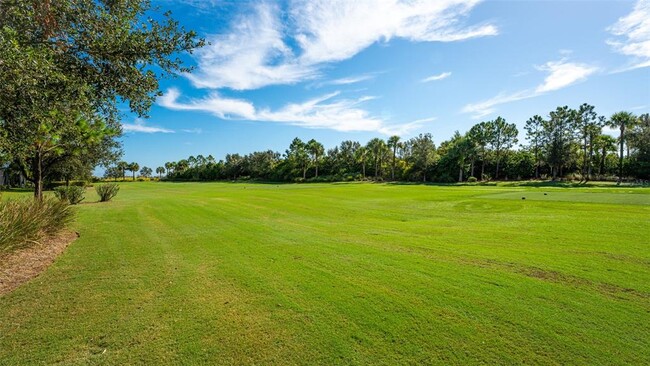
185;3;317;90
160;88;429;135
187;0;497;90
421;71;452;82
325;74;376;86
122;118;174;133
534;60;598;93
462;90;535;119
462;58;598;119
606;0;650;70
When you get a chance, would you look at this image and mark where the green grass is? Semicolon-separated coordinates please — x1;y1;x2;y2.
1;182;649;365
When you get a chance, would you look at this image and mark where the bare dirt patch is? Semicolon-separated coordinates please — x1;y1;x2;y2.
0;230;78;295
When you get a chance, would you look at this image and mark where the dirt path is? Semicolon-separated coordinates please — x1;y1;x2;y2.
0;231;78;295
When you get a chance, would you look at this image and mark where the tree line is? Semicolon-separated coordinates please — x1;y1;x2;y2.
119;105;648;184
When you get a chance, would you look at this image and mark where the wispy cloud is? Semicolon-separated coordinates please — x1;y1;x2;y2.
324;74;376;86
421;71;452;82
534;60;599;93
181;128;203;134
606;0;650;71
160;88;428;135
187;0;497;90
462;58;598;119
122;118;174;134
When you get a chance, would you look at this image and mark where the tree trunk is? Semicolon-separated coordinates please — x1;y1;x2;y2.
587;137;594;181
458;167;463;182
470;158;475;178
480;148;486;180
33;151;43;200
362;162;365;178
391;147;396;181
600;147;606;176
302;166;306;179
582;136;588;181
132;171;136;181
495;151;500;180
618;126;625;183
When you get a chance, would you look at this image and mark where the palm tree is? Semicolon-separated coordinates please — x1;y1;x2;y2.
387;135;401;180
128;162;139;181
156;166;165;179
366;138;387;179
117;161;128;181
607;111;637;183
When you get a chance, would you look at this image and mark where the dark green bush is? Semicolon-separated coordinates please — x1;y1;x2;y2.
467;176;478;183
95;183;120;202
0;197;74;254
53;186;86;204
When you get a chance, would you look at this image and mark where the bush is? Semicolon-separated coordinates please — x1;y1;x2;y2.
53;186;86;204
0;197;74;254
467;176;478;183
95;183;120;202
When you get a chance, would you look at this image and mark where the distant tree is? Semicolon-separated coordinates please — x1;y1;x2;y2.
156;166;165;179
117;161;129;181
140;166;152;178
103;166;121;182
355;146;368;178
468;122;494;180
387;135;401;181
593;134;617;176
408;133;436;182
544;106;575;180
307;139;325;178
488;117;518;180
574;104;601;181
524;115;545;179
340;140;361;174
164;162;174;176
128;162;139;181
367;138;388;179
629;113;650;179
287;138;309;179
607;111;637;182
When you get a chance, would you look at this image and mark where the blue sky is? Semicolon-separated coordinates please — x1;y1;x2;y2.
118;0;650;171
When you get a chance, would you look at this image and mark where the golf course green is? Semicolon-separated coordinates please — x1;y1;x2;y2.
1;182;649;365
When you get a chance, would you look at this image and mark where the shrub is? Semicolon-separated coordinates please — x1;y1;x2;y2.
95;183;120;202
467;176;478;183
54;186;86;204
0;198;74;254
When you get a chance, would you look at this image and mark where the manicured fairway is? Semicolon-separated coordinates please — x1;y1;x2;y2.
1;182;649;365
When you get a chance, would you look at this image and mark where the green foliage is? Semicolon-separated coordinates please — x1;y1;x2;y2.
0;1;203;198
95;183;120;202
0;197;74;254
53;186;86;205
467;176;478;183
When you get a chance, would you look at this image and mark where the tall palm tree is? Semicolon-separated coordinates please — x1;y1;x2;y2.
156;166;165;179
128;162;139;181
607;111;637;183
366;138;387;179
387;135;401;181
